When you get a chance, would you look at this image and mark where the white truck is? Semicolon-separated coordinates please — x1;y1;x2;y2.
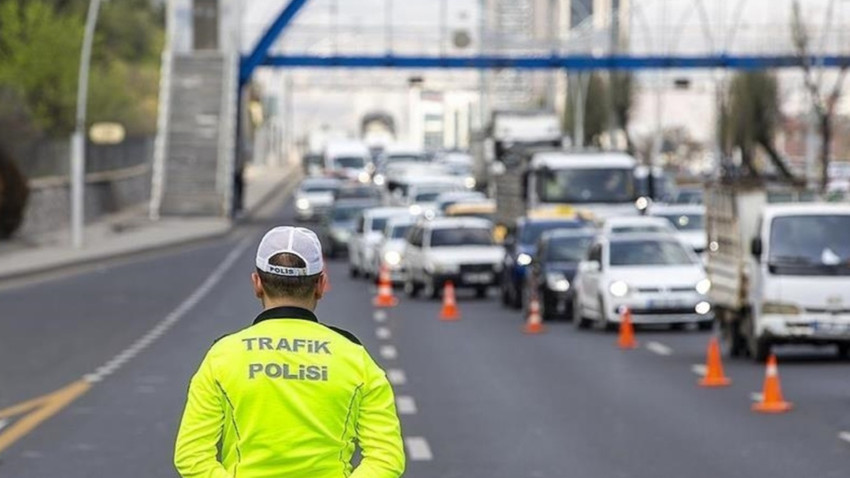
492;151;640;229
706;183;850;360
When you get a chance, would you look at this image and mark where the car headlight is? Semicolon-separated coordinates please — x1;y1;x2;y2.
545;272;570;292
373;174;385;186
695;301;712;315
609;280;629;297
516;253;532;267
464;176;476;189
762;302;801;315
296;198;310;210
409;204;423;215
358;171;371;183
695;278;711;295
384;250;402;266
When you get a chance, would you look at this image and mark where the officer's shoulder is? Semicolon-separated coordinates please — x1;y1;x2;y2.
324;325;362;345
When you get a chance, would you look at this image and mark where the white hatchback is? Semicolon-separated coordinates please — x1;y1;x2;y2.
573;233;713;330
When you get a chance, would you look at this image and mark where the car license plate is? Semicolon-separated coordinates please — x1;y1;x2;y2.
464;273;492;284
648;299;686;309
812;322;850;335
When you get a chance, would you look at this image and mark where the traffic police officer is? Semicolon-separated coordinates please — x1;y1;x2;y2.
174;226;405;477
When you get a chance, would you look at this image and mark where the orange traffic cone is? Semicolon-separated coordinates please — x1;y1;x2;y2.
522;292;545;334
699;337;731;387
617;307;638;349
439;281;460;321
372;265;398;308
752;354;793;413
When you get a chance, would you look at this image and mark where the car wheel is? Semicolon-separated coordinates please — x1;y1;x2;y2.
698;320;714;332
599;297;617;332
423;276;440;300
745;315;770;362
573;295;591;329
837;343;850;360
404;275;420;298
475;286;488;299
539;293;549;321
500;278;511;307
349;265;359;278
721;317;747;358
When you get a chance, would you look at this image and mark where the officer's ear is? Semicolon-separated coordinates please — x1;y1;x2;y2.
315;272;327;300
251;272;264;299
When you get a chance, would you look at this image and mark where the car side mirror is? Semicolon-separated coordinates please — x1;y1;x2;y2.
750;237;762;260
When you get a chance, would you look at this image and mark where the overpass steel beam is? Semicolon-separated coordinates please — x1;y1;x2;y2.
240;0;311;86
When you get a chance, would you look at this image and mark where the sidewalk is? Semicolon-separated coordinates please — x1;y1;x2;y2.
0;164;299;282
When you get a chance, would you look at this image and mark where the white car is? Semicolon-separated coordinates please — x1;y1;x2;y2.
348;207;409;278
294;177;341;221
371;216;416;284
403;217;504;299
325;140;371;183
600;216;677;236
650;204;707;253
573;233;713;330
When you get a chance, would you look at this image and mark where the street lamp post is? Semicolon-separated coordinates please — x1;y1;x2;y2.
70;0;105;249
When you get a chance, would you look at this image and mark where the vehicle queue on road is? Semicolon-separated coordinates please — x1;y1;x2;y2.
296;141;850;362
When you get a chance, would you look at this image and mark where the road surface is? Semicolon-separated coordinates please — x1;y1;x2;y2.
1;196;848;477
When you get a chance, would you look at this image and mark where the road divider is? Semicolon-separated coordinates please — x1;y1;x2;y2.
645;341;672;356
404;437;433;461
439;281;460;321
396;396;417;415
698;337;731;387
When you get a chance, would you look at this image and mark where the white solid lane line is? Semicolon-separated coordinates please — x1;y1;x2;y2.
380;345;398;360
376;327;392;340
691;364;707;377
405;437;433;461
839;432;850;444
750;392;764;402
387;369;407;385
396;396;417;415
373;310;387;323
83;237;252;384
645;341;673;356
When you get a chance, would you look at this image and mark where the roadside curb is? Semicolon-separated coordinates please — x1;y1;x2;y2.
0;167;300;286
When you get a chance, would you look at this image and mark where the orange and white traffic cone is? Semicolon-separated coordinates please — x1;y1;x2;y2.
752;354;793;413
522;291;545;334
699;336;731;387
439;281;460;321
617;307;638;349
372;265;398;308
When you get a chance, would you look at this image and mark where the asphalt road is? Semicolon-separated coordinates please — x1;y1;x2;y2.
1;194;849;477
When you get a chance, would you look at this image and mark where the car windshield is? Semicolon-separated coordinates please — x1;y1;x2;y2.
672;189;704;205
414;192;442;202
430;227;492;247
389;224;412;239
338;187;379;199
609;239;695;266
331;206;366;221
546;236;593;262
519;221;584;245
768;215;850;276
611;225;669;234
656;213;704;231
333;156;366;169
370;217;390;232
538;168;635;203
302;184;338;193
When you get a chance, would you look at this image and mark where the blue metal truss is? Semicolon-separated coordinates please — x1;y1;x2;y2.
239;0;310;86
254;53;850;71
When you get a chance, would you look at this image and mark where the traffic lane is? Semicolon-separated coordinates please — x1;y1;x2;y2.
382;288;850;477
0;237;260;477
0;237;240;408
626;326;850;441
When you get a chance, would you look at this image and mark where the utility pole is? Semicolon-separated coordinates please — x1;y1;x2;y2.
70;0;104;249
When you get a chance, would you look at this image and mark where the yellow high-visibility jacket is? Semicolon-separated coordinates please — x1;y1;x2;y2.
174;306;405;478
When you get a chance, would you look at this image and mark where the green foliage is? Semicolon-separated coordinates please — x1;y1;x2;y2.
0;0;163;138
564;73;611;147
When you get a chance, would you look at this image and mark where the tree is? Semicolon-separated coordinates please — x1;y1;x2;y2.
791;0;848;191
723;71;801;183
564;73;609;147
609;72;636;155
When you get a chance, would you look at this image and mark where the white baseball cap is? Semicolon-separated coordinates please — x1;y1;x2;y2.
256;226;324;277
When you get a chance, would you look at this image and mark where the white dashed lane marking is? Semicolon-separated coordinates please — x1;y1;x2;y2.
387;369;407;385
373;310;387;323
396;396;417;415
376;327;392;340
750;392;764;402
645;341;673;356
83;237;252;384
691;364;707;377
0;419;7;433
405;437;433;461
839;432;850;445
380;345;398;360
